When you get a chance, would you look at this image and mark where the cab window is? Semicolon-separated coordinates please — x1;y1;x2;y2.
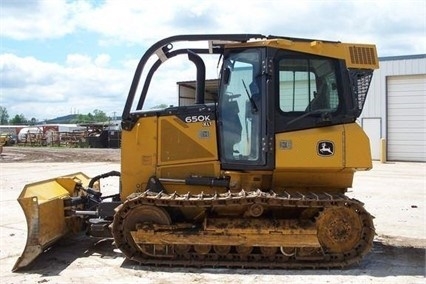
279;58;339;113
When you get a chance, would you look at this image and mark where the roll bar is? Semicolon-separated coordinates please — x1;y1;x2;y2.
121;34;266;122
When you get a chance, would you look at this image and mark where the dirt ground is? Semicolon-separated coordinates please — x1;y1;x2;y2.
0;146;120;163
0;146;425;283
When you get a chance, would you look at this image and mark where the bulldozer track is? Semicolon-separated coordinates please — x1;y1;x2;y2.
112;189;375;269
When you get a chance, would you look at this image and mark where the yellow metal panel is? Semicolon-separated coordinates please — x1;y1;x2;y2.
275;125;344;170
274;125;349;189
37;198;67;245
225;171;273;192
121;116;158;199
227;39;379;70
273;170;354;190
157;161;221;179
273;123;371;190
20;182;70;203
344;123;372;169
18;172;90;203
121;115;219;199
158;116;218;165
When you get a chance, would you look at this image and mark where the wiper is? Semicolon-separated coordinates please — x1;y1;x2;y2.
286;109;332;126
241;79;258;113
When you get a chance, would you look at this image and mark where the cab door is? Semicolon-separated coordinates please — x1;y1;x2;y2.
217;47;273;170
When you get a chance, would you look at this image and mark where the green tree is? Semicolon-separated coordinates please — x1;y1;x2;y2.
93;109;108;122
72;114;86;123
151;104;168;109
9;114;27;125
29;117;38;125
71;110;110;124
0;106;9;124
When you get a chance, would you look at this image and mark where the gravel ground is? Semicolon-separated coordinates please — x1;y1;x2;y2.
0;146;425;283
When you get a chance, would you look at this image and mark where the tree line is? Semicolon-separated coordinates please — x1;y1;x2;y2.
0;106;112;125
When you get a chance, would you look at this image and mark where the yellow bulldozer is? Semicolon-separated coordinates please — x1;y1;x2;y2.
0;133;13;154
13;34;379;271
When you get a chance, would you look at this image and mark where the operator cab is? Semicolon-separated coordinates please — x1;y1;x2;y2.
217;47;363;171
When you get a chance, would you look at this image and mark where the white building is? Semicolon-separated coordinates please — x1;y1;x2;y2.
360;54;426;162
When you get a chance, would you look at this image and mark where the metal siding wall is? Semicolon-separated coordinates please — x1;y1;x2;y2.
362;117;382;160
362;68;384;117
359;56;426;162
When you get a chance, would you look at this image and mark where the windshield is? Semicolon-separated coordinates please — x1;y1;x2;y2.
218;49;262;163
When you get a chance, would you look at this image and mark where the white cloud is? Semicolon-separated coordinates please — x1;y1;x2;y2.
0;0;76;39
66;54;92;67
2;0;424;53
94;54;111;67
1;54;60;89
1;53;132;119
0;0;425;120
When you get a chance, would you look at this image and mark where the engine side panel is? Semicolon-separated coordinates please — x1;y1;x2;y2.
121;107;221;200
273;123;370;190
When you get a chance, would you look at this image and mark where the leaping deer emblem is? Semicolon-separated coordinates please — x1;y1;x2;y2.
318;141;334;156
320;143;333;154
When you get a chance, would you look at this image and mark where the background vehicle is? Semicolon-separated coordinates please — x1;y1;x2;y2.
0;133;15;146
14;34;379;271
0;133;14;154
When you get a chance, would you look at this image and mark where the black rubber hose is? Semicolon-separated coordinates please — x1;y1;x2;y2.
88;170;121;188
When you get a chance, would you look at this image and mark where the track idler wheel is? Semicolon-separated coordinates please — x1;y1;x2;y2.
112;204;172;259
316;205;363;253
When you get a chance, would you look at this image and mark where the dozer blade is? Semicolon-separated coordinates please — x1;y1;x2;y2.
13;172;92;272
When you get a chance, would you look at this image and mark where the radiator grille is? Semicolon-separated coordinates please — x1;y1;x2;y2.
349;46;376;65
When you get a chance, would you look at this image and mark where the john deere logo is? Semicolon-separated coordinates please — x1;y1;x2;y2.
318;141;334;156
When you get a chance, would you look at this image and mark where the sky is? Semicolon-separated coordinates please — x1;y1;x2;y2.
1;0;425;121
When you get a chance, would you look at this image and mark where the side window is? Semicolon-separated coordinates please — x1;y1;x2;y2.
279;58;339;113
